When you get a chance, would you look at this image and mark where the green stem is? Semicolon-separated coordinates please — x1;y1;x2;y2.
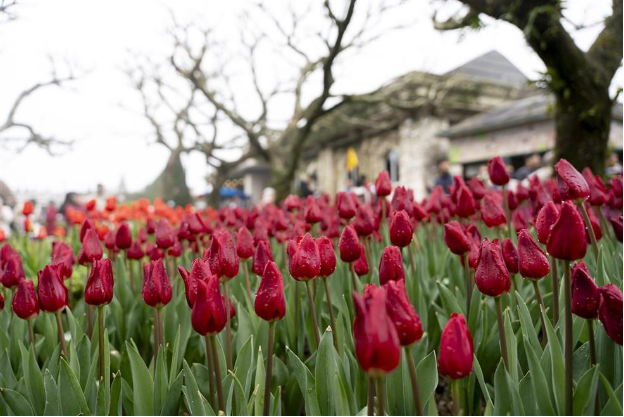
588;319;597;367
28;317;36;354
210;335;225;413
494;297;509;371
367;376;375;416
205;335;216;407
156;307;165;350
577;202;599;260
349;263;358;291
405;347;423;415
223;280;233;371
98;305;105;380
322;277;339;353
563;262;573;416
153;309;160;364
263;321;275;416
451;378;461;416
376;376;385;416
305;280;321;348
55;310;67;357
464;255;472;317
532;280;548;345
243;261;253;305
550;256;560;325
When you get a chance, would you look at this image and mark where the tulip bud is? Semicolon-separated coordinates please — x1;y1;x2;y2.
178;258;211;308
535;201;559;245
103;230;117;251
304;196;322;224
501;238;519;274
155;219;175;249
13;278;39;319
284;195;301;211
289;234;320;280
191;275;227;335
79;219;95;243
317;236;337;277
438;313;474;379
517;230;550;280
455;185;477;218
37;265;68;312
337;192;357;219
379;246;405;285
146;218;156;234
81;228;103;264
353;286;401;374
252;240;274;276
339;225;361;263
444;221;471;256
142;259;172;308
127;239;144;260
598;284;622;345
570;262;599;319
22;201;34;216
115;222;132;250
468;177;486;200
475;238;511;297
488;156;509;186
236;227;254;260
610;215;623;242
481;194;506;228
254;261;286;322
105;196;117;212
168;239;182;257
384;279;423;346
555;159;590;201
206;230;240;280
1;251;25;288
389;210;413;248
353;205;375;237
582;168;608;206
547;201;587;261
85;259;115;306
51;241;75;279
353;244;369;276
375;171;392;197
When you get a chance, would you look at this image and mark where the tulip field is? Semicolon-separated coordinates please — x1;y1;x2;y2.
0;157;622;416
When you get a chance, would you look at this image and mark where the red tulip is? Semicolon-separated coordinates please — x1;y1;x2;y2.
598;284;623;345
0;251;25;288
155;219;175;249
37;265;68;312
582;168;608;206
22;201;34;216
252;240;274;276
337;192;357;219
353;285;401;374
444;221;471;256
487;156;509;186
474;238;511;297
389;210;413;248
85;259;115;306
115;222;132;250
168;239;182;257
353;204;375;237
555;159;590;201
178;258;211;308
81;228;104;264
317;236;337;277
547;201;587;261
535;201;559;245
288;234;320;280
375;171;392;197
191;275;227;335
51;241;75;279
304;196;323;224
517;230;550;280
142;259;172;308
127;239;144;260
391;186;413;214
570;262;599;319
12;278;39;319
438;313;474;379
105;196;116;212
206;230;240;280
236;227;254;260
480;193;506;228
610;215;623;242
284;195;301;211
353;245;369;276
186;212;207;235
339;225;360;263
384;279;423;346
455;185;476;218
104;230;117;251
254;261;286;322
468;177;486;200
501;238;519;275
379;246;405;285
79;219;95;243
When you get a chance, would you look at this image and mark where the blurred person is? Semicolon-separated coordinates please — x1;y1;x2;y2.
0;197;14;239
513;153;541;181
359;174;374;203
606;152;622;177
59;192;84;222
434;158;453;194
530;151;555;183
298;174;316;197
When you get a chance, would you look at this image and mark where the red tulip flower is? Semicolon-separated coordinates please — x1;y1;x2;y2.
37;265;68;312
79;219;95;243
142;259;172;308
474;238;511;297
379;246;405;285
444;221;471;256
206;229;240;280
22;201;34;216
570;262;599;319
481;193;506;228
85;258;115;306
354;204;375;237
254;261;286;322
610;215;623;242
80;228;103;264
155;219;175;249
555;159;590;201
288;233;320;280
517;230;550;280
236;226;254;260
455;185;476;218
598;284;623;345
535;201;559;245
375;171;392;197
339;225;361;263
337;192;357;219
115;222;133;250
384;279;423;346
582;168;608;206
389;210;413;248
178;258;212;308
191;274;227;336
317;236;337;277
304;196;323;224
127;239;144;260
547;201;587;261
353;245;369;276
51;241;75;279
13;278;39;320
352;285;401;374
468;177;486;200
487;156;509;186
438;313;474;379
252;240;274;276
501;238;519;274
0;250;25;288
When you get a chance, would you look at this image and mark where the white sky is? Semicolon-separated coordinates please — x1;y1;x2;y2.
0;0;620;199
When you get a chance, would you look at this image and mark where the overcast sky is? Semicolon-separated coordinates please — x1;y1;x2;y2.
0;0;620;199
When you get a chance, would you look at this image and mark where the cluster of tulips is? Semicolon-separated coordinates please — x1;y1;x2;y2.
0;155;622;416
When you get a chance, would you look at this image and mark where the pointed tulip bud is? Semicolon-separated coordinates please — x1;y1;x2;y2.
81;228;103;264
317;236;337;277
79;219;95;243
501;238;519;275
555;159;590;201
582;168;608;206
252;240;274;276
475;238;511;297
352;286;401;374
254;261;286;321
127;239;144;260
155;219;175;249
535;201;559;244
547;201;587;261
389;210;413;248
13;278;39;319
468;177;486;200
353;245;369;276
481;194;506;228
142;259;172;308
206;230;240;280
51;241;75;279
610;215;623;242
598;284;622;345
353;205;375;237
178;258;211;308
375;171;392;196
517;230;550;280
115;222;132;250
304;196;322;224
236;227;254;260
444;221;471;256
1;251;25;288
384;279;423;346
37;265;68;312
438;313;474;379
289;234;320;280
488;156;509;186
379;246;405;285
103;230;117;251
570;262;599;319
85;259;115;306
455;185;476;218
339;225;361;263
191;275;227;336
337;192;357;219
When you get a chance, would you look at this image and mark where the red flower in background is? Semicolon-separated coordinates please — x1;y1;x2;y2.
501;238;519;275
353;244;369;276
474;238;510;297
236;226;254;260
115;222;133;250
252;240;274;276
570;262;599;319
13;278;39;320
191;274;226;335
444;221;471;256
379;246;405;285
375;171;392;197
438;313;474;379
37;265;68;312
488;156;509;186
51;241;75;279
317;236;337;277
155;219;175;249
206;229;240;280
339;225;360;263
517;230;550;280
598;284;623;345
555;159;590;201
254;261;286;322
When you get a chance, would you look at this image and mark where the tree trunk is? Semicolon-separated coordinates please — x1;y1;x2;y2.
144;148;192;206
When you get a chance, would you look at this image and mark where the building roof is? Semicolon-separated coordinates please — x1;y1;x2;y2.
439;93;624;138
445;50;528;87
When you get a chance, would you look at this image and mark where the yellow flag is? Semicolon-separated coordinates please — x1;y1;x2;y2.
346;147;359;171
